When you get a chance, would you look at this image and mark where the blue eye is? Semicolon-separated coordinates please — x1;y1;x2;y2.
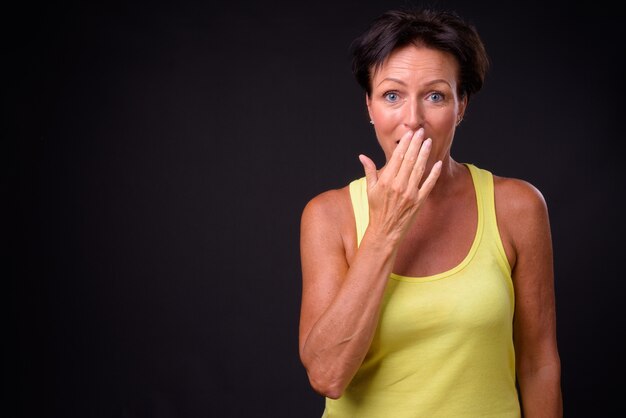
429;92;444;102
384;92;400;103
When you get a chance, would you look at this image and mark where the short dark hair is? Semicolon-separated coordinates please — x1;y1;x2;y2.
350;8;489;100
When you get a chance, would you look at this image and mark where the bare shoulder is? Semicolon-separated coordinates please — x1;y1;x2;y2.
300;182;358;267
493;174;551;266
300;184;357;253
493;174;548;216
301;185;353;228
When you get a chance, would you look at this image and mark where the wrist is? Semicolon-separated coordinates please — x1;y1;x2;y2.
360;225;402;257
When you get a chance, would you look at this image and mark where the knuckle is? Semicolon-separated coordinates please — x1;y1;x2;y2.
401;191;414;202
391;183;403;194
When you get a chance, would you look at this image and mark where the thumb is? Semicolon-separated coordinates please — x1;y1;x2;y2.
359;154;378;190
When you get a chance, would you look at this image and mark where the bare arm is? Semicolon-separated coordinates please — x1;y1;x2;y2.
299;129;441;399
496;178;562;417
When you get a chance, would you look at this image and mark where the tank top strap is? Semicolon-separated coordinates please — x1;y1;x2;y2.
465;163;512;275
349;177;368;247
350;165;511;276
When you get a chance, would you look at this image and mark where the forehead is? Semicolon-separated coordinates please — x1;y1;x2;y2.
371;44;459;87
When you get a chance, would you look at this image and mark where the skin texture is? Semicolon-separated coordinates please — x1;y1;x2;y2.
299;44;562;416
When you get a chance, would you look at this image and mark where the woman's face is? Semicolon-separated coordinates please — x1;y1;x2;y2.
367;44;467;167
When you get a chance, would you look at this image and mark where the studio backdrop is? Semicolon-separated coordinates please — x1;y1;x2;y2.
13;0;624;416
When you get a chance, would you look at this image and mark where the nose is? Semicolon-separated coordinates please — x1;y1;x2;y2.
403;98;424;131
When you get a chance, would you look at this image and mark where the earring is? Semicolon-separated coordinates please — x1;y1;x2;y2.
456;117;463;126
369;120;374;125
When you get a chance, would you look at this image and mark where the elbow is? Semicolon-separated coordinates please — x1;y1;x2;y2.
516;348;561;379
301;355;347;399
306;370;346;399
299;346;351;399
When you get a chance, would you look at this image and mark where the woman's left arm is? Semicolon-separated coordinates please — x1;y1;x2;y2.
496;177;562;418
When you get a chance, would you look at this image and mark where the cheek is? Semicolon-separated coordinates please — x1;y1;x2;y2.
372;107;402;131
427;110;458;136
433;107;457;124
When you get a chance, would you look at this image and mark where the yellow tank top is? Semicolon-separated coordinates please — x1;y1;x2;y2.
323;164;520;417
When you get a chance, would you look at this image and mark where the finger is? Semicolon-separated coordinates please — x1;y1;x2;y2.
396;128;425;186
416;160;442;202
378;130;414;181
359;154;378;191
407;136;432;191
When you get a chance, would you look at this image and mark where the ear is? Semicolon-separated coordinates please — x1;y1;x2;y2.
366;93;373;121
457;95;468;120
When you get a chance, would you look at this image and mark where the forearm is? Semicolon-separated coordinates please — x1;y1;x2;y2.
301;229;398;398
300;134;441;398
518;363;562;417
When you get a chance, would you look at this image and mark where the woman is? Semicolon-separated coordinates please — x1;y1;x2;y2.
298;8;562;418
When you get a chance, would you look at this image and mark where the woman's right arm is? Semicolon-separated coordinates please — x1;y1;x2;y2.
298;129;440;399
298;190;399;399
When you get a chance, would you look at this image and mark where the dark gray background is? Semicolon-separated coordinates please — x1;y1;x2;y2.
12;0;624;416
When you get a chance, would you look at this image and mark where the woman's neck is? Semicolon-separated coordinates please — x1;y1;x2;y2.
427;157;468;200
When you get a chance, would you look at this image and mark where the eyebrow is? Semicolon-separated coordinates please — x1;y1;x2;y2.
376;77;406;87
376;78;452;88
